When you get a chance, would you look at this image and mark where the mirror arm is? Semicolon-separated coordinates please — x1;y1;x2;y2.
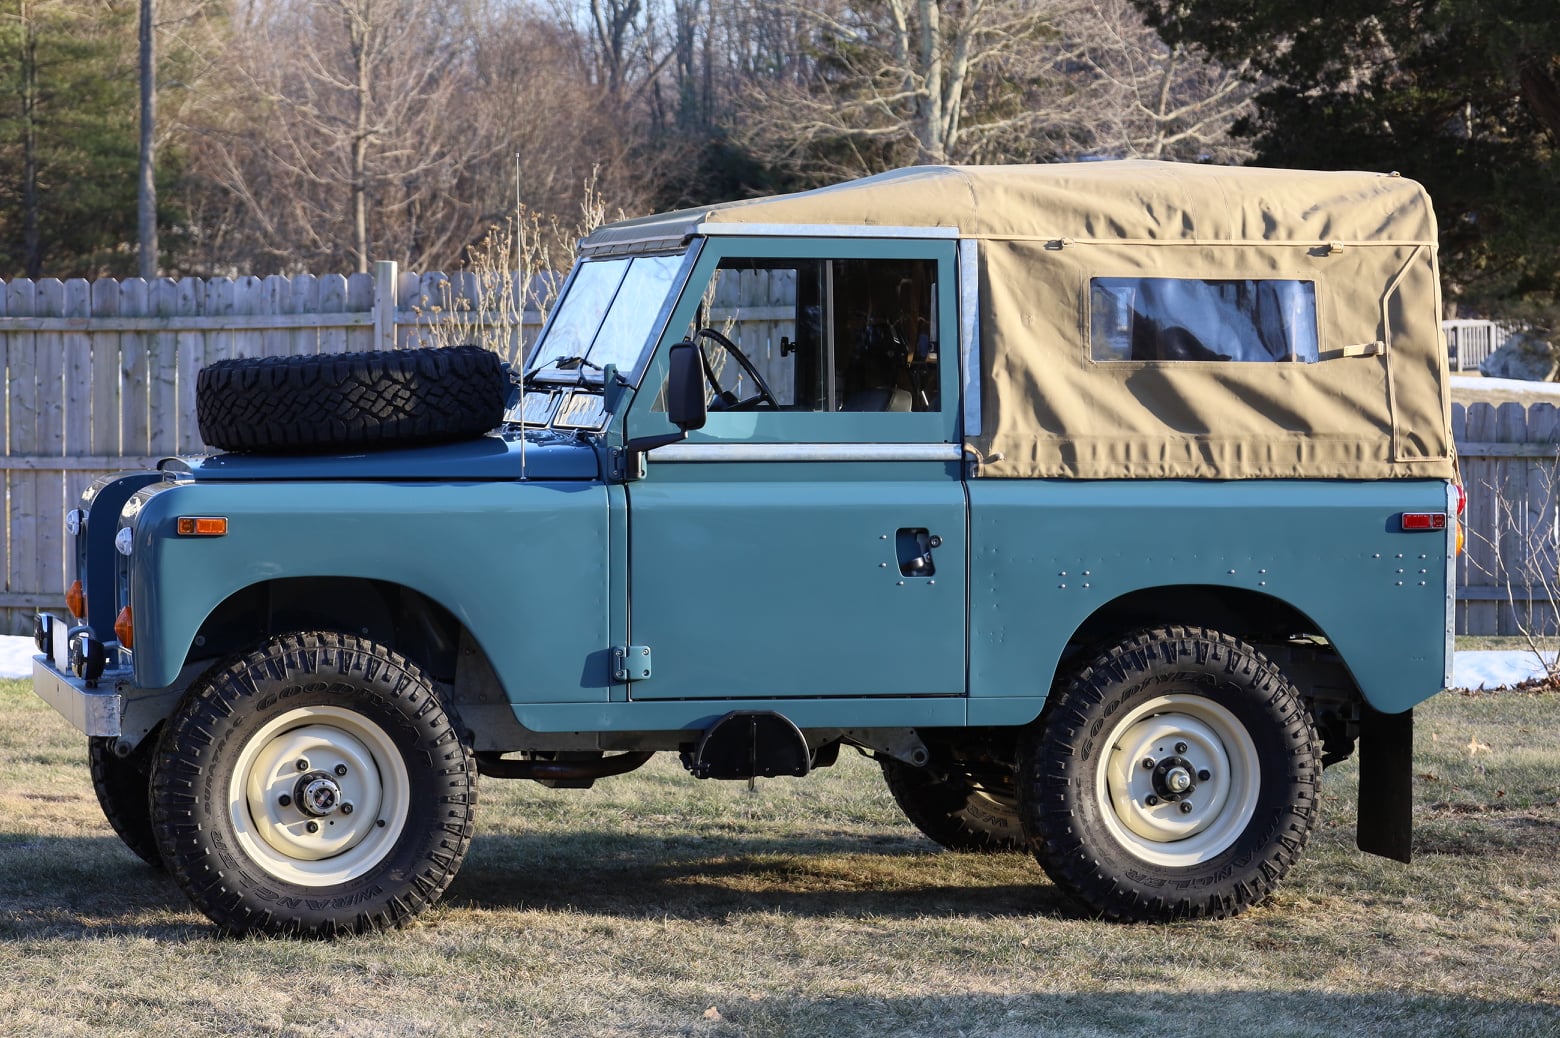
619;430;686;480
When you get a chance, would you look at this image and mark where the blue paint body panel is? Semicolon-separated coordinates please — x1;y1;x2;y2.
626;463;966;699
966;479;1451;715
131;478;614;703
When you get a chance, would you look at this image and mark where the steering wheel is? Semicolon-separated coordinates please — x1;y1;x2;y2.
694;327;780;411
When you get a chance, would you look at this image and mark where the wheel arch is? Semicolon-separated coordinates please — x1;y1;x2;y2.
1052;584;1366;762
189;576;471;683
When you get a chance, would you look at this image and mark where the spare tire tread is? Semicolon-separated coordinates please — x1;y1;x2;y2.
196;345;509;453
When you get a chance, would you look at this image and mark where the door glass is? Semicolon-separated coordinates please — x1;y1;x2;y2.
688;256;942;413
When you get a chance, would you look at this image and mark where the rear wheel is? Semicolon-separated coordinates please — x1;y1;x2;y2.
881;753;1024;852
1019;626;1321;921
88;733;162;868
151;632;476;936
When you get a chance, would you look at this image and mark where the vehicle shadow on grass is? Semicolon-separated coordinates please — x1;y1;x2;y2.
0;834;197;940
446;828;1084;921
0;828;1082;941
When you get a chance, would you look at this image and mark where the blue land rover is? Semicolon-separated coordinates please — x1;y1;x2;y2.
32;162;1458;934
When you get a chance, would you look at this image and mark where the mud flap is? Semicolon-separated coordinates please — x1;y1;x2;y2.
1356;704;1413;863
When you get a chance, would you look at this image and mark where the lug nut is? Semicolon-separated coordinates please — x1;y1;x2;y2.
1198;769;1212;782
305;821;320;833
1179;802;1193;814
340;803;354;815
334;764;348;777
1175;742;1188;754
1141;757;1156;770
278;794;293;808
295;759;309;772
1145;795;1160;806
376;819;387;828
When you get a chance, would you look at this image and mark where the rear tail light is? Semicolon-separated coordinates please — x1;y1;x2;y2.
1401;513;1447;531
1453;483;1466;515
66;579;85;620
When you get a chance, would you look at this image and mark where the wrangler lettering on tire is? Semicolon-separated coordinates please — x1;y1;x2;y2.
149;632;476;936
1018;627;1322;922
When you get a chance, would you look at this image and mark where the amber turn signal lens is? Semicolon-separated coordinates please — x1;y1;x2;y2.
176;516;228;536
1456;520;1465;556
66;579;85;620
114;606;133;649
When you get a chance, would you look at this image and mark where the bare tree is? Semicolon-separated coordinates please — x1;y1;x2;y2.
186;0;501;273
734;0;1255;180
1062;0;1254;163
735;0;1090;178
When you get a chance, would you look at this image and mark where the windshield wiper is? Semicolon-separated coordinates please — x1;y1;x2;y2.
523;355;628;389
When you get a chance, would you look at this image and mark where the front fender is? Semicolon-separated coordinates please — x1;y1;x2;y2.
129;480;611;700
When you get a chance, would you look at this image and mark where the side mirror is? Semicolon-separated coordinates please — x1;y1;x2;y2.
664;341;707;432
620;340;708;477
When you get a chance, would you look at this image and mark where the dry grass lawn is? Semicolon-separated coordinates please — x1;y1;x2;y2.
2;676;1558;1037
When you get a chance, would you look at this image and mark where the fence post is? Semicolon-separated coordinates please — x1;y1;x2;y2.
373;260;398;351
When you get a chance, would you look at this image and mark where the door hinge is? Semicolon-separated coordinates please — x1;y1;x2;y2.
612;644;652;681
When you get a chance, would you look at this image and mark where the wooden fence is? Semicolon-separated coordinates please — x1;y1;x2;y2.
1;264;1553;638
1455;401;1560;637
1;262;540;634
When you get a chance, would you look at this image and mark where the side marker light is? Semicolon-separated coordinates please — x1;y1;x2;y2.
176;517;228;537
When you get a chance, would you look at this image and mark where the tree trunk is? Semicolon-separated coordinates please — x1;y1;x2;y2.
21;0;40;279
1519;59;1560;144
138;0;158;279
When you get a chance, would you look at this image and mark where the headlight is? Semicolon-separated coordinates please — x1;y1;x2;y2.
65;509;84;536
115;527;134;556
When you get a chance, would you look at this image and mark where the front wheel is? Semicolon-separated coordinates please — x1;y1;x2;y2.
150;633;476;936
1019;626;1321;921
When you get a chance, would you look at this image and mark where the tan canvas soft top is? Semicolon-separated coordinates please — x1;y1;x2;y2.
587;162;1454;481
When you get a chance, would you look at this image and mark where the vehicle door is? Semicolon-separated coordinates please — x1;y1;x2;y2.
622;237;967;700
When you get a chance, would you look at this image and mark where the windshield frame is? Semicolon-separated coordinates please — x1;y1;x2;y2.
524;245;699;388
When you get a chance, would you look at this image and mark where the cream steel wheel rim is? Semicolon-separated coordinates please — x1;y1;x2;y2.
1094;694;1261;867
228;706;409;885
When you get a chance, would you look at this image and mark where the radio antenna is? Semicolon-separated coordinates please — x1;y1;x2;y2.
521;150;533;480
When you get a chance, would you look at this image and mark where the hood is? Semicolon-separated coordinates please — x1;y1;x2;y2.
175;434;600;482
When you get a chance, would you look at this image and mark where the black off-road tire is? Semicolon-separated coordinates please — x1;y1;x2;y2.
196;345;509;453
150;632;477;936
1019;626;1321;922
88;733;163;868
881;757;1024;852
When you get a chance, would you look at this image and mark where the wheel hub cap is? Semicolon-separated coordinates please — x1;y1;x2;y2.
295;772;343;816
1152;757;1197;799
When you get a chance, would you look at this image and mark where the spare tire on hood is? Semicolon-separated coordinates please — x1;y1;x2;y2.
196;345;511;453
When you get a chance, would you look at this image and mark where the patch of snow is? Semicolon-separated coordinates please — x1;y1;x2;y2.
1;634;38;679
1450;649;1555;690
1451;374;1560;396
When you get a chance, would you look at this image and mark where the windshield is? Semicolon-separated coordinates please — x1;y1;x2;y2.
526;252;688;381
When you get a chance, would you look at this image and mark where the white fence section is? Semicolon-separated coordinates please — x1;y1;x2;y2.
1443;319;1512;372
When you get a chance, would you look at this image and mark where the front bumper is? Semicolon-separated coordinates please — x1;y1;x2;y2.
31;613;128;737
